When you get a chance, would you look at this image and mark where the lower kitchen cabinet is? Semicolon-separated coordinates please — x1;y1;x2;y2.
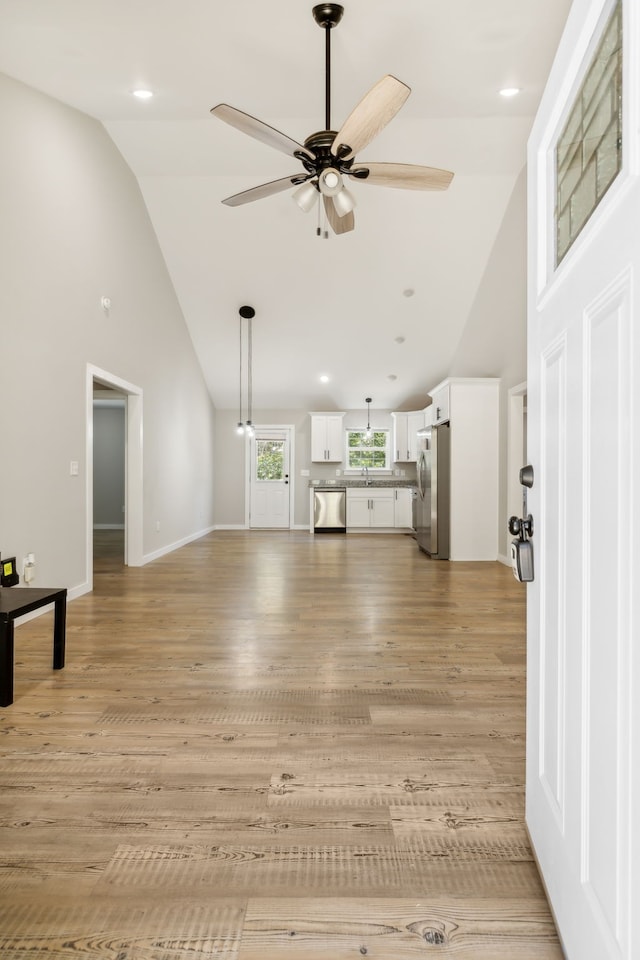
394;487;414;529
346;488;406;529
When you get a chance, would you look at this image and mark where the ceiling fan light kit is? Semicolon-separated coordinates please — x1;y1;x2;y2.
332;185;356;217
318;167;343;197
293;181;319;212
210;3;454;236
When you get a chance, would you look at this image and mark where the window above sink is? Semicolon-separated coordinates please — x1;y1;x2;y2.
345;428;391;472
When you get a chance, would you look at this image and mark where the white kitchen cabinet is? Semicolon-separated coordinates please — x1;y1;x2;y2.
392;410;426;462
394;488;414;528
346;488;395;528
310;413;345;462
426;377;500;560
430;383;450;424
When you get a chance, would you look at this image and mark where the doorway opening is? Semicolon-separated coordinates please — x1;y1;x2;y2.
93;390;126;571
86;364;143;591
507;381;528;524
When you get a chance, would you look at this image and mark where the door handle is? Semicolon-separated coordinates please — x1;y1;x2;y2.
508;513;534;582
509;514;533;538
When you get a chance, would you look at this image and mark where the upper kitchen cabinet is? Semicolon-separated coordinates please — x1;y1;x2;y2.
391;410;426;462
429;383;450;425
310;413;345;462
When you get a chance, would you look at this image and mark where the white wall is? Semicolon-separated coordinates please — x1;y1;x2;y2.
0;73;216;594
448;168;528;560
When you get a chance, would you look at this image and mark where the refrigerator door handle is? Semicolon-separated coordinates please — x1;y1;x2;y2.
417;450;427;499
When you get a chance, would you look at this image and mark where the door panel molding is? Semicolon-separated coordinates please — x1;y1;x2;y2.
539;335;568;829
581;268;633;951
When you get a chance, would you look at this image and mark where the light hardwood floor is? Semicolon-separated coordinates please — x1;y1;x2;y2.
0;530;562;958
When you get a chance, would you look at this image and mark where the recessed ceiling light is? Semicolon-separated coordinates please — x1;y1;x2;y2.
132;89;154;100
319;374;330;383
500;87;521;98
394;336;405;345
402;288;415;297
387;374;397;381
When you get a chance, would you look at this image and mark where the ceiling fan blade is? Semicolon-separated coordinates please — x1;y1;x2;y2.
222;175;306;207
211;104;314;161
323;195;355;235
331;76;410;161
349;162;454;191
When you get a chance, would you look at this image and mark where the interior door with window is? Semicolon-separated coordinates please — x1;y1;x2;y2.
249;429;291;528
527;2;638;958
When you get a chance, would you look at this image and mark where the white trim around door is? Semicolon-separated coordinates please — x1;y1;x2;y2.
86;364;144;592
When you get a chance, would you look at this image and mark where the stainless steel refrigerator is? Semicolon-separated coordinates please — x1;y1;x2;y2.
416;424;450;558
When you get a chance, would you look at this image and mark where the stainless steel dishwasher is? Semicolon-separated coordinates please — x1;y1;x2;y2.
313;487;346;533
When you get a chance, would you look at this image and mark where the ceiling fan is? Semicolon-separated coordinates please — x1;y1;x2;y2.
210;3;454;236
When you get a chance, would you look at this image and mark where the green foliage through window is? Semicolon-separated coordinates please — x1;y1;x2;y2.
256;440;284;480
346;430;389;469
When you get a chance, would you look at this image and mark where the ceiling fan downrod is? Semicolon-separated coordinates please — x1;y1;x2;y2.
312;4;344;131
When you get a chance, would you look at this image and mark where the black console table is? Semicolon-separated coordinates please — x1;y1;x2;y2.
0;587;67;707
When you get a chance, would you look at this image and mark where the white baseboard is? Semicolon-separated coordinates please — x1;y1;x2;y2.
69;581;92;601
497;552;511;567
214;524;248;530
142;525;217;565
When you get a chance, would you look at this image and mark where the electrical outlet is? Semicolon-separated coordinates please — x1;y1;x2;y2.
23;554;36;584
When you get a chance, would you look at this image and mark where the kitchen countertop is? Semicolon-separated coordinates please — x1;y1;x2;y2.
309;478;416;488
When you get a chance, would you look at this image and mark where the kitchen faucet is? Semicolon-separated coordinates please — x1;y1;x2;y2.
362;466;371;486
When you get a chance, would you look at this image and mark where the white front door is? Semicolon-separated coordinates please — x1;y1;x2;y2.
249;429;291;528
527;2;638;958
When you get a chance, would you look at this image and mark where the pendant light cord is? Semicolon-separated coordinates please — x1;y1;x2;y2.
248;314;253;424
239;316;243;424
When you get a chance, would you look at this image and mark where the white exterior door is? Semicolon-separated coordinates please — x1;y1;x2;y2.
249;429;291;528
527;2;638;958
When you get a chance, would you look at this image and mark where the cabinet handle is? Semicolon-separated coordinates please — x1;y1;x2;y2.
436;406;441;420
396;449;399;460
407;449;410;459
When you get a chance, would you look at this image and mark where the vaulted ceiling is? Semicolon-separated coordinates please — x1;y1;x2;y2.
0;0;572;411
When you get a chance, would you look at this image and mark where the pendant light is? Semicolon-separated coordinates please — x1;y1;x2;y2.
245;306;254;436
365;397;373;440
236;312;245;435
236;305;256;437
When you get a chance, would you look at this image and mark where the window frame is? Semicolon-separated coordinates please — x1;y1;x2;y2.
344;428;391;473
554;0;623;267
